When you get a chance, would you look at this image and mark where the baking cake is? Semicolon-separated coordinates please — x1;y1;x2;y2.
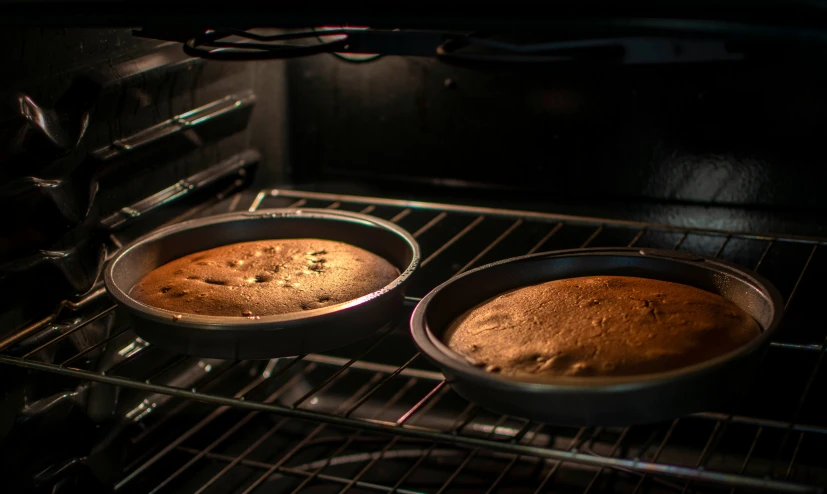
445;276;760;378
130;239;399;318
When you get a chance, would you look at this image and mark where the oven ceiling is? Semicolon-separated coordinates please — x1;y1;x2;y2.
3;1;827;28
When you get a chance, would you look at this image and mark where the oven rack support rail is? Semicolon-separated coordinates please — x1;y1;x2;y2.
1;188;826;493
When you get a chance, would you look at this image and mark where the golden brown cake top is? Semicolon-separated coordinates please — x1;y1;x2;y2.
130;239;399;318
445;276;760;379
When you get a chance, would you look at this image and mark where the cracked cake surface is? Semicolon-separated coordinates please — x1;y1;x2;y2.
444;276;760;378
130;239;399;318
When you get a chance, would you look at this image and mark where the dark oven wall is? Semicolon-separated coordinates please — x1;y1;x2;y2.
0;27;288;340
286;52;827;211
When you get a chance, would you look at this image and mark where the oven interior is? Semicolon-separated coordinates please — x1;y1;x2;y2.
1;22;826;494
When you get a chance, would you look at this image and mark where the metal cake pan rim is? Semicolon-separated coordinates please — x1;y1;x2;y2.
410;247;784;392
104;208;420;331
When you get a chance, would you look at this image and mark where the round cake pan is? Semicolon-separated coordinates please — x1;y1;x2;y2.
105;209;419;359
411;247;783;426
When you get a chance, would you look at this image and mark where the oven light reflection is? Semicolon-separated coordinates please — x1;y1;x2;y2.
316;26;381;61
262;359;279;378
471;424;520;437
125;398;157;421
118;337;149;359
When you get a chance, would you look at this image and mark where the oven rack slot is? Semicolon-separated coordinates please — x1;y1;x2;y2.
1;189;825;493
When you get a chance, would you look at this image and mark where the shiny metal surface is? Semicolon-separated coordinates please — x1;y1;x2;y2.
91;91;256;163
410;247;783;425
100;149;259;231
104;208;420;359
264;189;827;242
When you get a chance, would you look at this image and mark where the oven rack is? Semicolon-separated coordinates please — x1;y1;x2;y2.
1;188;826;493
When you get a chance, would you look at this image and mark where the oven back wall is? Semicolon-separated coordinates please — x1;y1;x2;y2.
287;54;827;210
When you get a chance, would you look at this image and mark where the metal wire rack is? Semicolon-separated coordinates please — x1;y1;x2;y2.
2;188;826;494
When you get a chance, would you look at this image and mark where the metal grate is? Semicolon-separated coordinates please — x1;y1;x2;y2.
2;188;826;494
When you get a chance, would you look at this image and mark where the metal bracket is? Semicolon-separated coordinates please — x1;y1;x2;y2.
100;149;259;231
91;91;256;162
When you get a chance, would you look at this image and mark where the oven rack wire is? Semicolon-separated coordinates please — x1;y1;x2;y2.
1;188;826;493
